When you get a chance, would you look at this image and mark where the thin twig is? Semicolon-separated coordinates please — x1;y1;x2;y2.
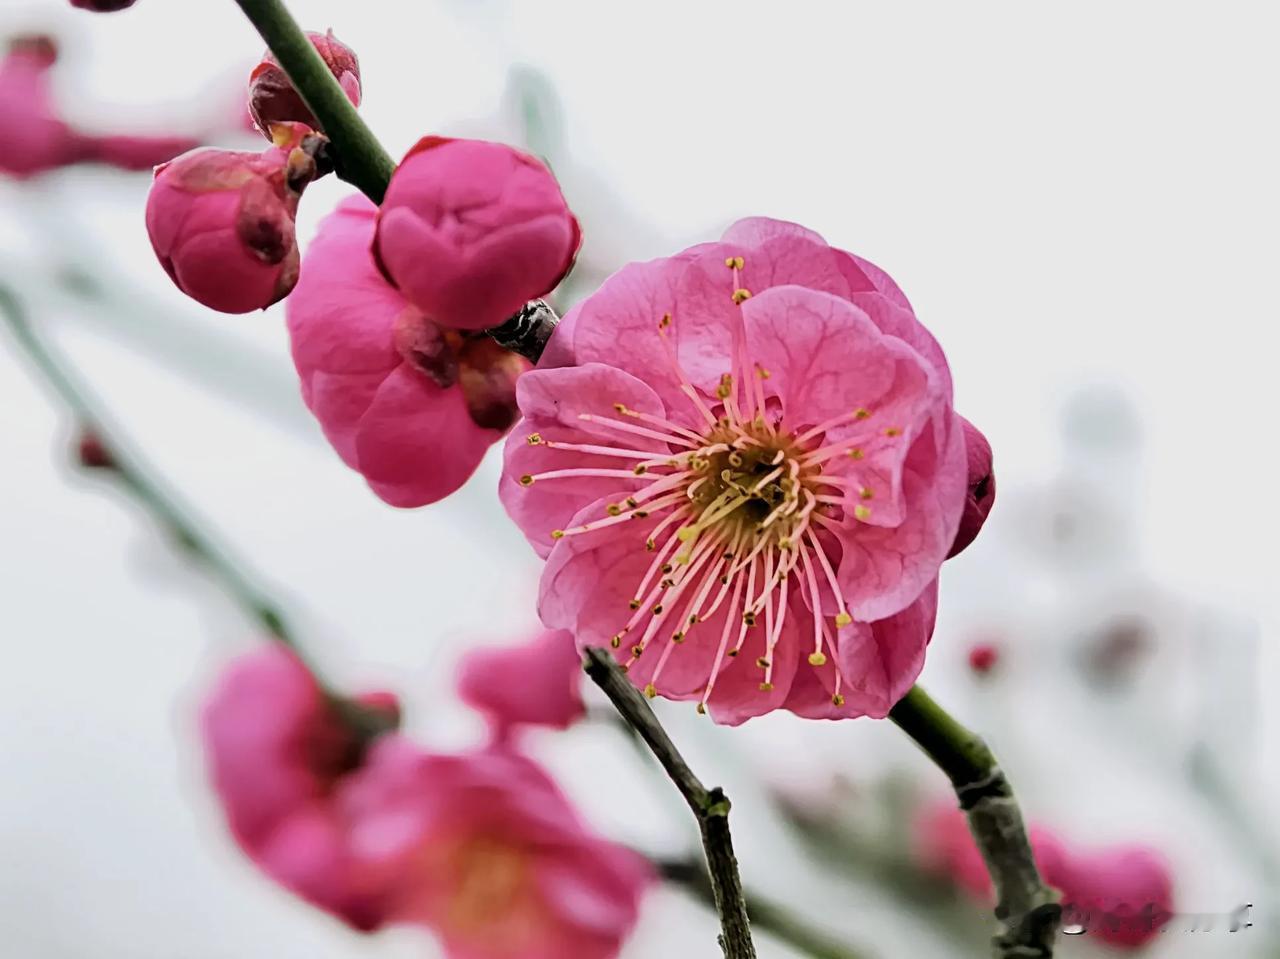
890;685;1061;957
232;0;395;203
583;647;756;959
658;857;870;959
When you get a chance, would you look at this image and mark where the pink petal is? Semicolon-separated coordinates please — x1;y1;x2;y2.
834;579;937;717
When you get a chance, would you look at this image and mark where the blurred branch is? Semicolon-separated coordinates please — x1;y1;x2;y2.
232;0;395;203
658;857;870;959
890;685;1061;957
583;647;756;959
0;285;298;647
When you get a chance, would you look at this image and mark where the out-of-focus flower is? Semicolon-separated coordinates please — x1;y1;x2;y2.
916;803;1174;950
967;642;999;676
376;745;653;959
69;0;138;10
373;137;580;331
502;218;967;723
0;35;82;178
248;29;360;135
75;428;115;470
286;195;525;507
457;628;584;737
1;35;199;178
947;416;996;558
146;135;320;313
200;645;406;930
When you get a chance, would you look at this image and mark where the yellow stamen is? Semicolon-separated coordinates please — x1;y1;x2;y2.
808;652;828;666
526;433;543;445
732;288;752;304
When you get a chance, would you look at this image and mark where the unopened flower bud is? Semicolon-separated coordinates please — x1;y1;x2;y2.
69;0;138;10
145;140;320;313
967;642;999;676
75;428;115;470
248;29;360;136
373;136;581;330
947;416;996;558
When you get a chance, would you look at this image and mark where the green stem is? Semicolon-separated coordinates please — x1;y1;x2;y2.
890;685;1061;957
0;286;297;652
659;858;868;959
233;0;395;202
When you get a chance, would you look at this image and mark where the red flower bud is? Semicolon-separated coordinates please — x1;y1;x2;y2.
69;0;138;10
967;642;999;676
248;29;360;136
947;416;996;558
145;140;319;314
76;429;115;470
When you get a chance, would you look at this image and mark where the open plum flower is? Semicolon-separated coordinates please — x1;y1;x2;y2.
370;744;654;959
287;195;527;506
502;218;970;723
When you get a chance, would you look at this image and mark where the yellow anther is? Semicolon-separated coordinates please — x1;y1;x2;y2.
629;599;641;610
743;611;757;626
854;408;870;420
625;497;639;508
755;364;771;379
717;373;734;399
645;538;657;551
834;611;853;627
613;402;628;413
672;631;685;643
847;448;865;460
732;288;752;304
526;433;543;445
633;464;648;475
726;648;739;657
832;693;846;706
519;474;535;486
607;503;623;516
758;682;774;692
756;657;770;669
854;505;872;521
808;652;828;667
859;487;874;500
644;683;657;698
658;313;672;329
725;255;744;269
632;510;649;519
651;604;664;615
696;702;707;715
661;563;674;574
631;644;644;657
550;528;565;539
610;635;621;648
884;427;901;437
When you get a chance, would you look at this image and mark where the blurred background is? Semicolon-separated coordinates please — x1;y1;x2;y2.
1;1;1277;956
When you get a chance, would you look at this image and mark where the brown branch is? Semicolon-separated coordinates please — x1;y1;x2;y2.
582;647;756;959
889;685;1061;957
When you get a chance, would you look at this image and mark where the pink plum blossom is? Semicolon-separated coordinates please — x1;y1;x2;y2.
373;137;581;331
916;803;1174;950
948;415;996;558
249;29;361;136
370;743;653;959
286;195;528;507
0;35;198;178
457;627;585;737
146;135;319;314
200;645;408;930
501;218;967;723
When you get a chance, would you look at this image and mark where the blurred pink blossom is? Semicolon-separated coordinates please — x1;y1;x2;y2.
502;218;967;723
916;803;1174;950
373;136;580;330
457;628;585;737
200;645;406;930
0;35;199;179
967;642;1000;675
248;29;360;136
286;195;525;506
375;744;653;959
